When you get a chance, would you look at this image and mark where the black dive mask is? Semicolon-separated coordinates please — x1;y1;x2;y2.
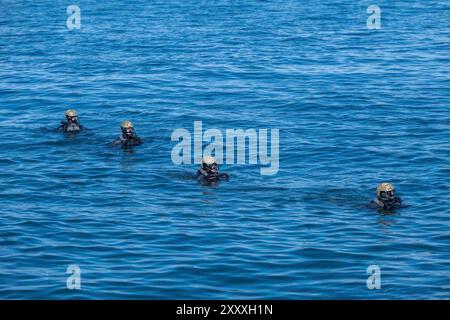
204;163;218;175
122;127;134;137
379;190;396;203
67;116;79;125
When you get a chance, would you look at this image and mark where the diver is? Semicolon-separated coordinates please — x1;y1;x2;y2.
58;109;85;132
113;120;143;146
195;156;229;183
370;182;403;211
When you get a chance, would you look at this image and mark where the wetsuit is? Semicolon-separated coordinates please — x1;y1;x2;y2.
58;121;85;133
115;133;143;146
195;168;229;182
369;197;403;211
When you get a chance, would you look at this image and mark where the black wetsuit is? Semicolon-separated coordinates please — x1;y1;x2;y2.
195;169;229;183
370;197;403;211
58;121;85;133
115;134;143;146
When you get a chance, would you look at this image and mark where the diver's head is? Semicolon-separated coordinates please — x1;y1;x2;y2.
121;120;135;138
201;156;219;175
65;109;79;125
376;182;396;203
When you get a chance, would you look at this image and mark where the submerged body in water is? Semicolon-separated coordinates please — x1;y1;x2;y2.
195;156;229;184
369;182;405;211
57;109;86;133
112;120;143;147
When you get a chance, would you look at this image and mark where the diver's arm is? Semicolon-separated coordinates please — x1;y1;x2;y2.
194;170;203;180
205;172;230;181
131;134;143;145
111;137;123;146
135;137;143;145
384;198;403;210
196;170;216;182
368;199;384;209
57;121;67;131
205;174;218;181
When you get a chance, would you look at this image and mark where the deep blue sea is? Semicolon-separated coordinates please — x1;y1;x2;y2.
0;0;449;299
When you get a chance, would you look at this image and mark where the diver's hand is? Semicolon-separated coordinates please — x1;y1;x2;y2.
384;198;402;210
205;173;229;181
205;173;219;181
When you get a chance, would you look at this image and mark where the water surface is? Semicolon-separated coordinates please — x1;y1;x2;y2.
0;0;449;299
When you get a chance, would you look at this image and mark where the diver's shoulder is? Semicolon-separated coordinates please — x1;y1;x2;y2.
368;200;382;209
57;121;68;131
114;135;143;146
130;136;143;145
368;197;406;211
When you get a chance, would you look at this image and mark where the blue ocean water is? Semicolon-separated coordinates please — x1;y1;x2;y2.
0;0;449;299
